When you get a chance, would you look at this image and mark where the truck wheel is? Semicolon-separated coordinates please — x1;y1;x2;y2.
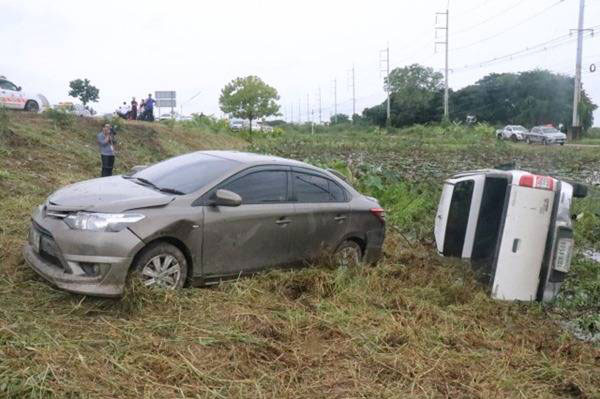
25;101;39;112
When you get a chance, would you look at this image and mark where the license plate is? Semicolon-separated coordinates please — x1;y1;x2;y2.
554;238;574;273
31;228;41;254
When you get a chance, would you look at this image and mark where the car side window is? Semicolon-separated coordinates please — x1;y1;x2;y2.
0;81;17;91
222;170;288;204
293;172;345;203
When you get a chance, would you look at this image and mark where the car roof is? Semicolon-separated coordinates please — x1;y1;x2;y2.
201;150;315;169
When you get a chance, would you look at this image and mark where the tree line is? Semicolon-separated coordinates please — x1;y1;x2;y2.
362;64;597;131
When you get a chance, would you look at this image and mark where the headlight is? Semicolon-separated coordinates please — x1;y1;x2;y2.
64;212;145;232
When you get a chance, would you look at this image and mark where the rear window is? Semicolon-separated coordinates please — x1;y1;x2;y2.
293;172;345;202
134;153;239;194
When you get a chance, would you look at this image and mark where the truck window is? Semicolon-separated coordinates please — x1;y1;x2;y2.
471;177;509;281
443;180;474;257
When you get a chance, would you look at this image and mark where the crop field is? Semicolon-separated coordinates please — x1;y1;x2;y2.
0;112;599;398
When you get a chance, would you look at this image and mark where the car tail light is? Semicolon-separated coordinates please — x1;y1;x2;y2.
519;174;555;191
370;208;385;223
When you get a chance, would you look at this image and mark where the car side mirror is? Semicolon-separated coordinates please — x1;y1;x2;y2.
17;86;22;91
213;189;242;207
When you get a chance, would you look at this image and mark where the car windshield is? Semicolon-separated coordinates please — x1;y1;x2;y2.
542;127;559;134
132;153;240;194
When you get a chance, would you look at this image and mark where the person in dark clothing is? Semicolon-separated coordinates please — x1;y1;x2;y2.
139;99;146;120
130;97;138;120
143;93;156;121
97;123;116;177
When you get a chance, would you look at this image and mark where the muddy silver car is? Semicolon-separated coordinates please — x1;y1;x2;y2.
23;151;385;297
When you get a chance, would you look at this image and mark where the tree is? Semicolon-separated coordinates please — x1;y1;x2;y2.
451;70;597;131
363;64;444;127
68;79;99;106
219;76;280;132
330;113;349;124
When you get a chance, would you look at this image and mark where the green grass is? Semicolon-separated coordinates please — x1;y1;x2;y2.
0;113;599;398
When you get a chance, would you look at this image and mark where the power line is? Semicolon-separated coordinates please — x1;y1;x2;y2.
452;0;568;52
453;27;600;73
452;0;533;36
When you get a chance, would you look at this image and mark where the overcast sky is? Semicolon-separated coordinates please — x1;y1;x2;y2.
2;0;599;125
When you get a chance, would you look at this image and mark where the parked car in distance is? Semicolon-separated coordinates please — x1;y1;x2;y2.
525;126;567;145
0;76;49;112
496;125;528;141
23;151;385;297
229;119;246;131
435;168;587;302
55;102;91;117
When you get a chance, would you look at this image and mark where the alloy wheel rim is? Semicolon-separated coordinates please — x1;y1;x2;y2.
141;254;181;289
337;247;360;268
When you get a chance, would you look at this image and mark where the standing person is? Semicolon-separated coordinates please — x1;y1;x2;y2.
139;99;146;120
97;123;116;177
130;97;138;120
143;93;156;121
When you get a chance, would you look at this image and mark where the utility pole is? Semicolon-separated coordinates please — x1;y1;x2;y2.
306;93;310;124
348;65;356;122
380;46;391;130
570;0;590;140
436;8;450;120
298;99;301;124
333;78;338;123
318;87;322;124
290;103;294;124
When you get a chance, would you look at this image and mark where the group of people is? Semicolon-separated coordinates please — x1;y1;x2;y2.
116;93;157;122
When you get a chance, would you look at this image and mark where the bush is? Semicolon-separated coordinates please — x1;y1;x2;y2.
44;108;74;129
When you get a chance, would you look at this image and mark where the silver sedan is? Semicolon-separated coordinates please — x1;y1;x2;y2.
23;151;385;297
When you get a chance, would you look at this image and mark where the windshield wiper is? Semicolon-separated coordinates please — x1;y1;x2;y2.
123;176;184;195
157;187;185;195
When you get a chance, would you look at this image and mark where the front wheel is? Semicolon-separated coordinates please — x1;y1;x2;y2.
133;242;188;289
24;101;39;112
334;240;362;268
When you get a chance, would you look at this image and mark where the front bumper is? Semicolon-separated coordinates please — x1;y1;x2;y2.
23;209;145;297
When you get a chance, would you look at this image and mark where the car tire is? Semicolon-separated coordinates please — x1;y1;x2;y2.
511;134;518;142
526;137;531;144
132;242;188;290
334;240;362;268
497;134;503;140
24;100;39;112
542;138;548;145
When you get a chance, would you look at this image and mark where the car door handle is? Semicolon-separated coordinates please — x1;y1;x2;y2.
276;218;292;225
334;215;347;222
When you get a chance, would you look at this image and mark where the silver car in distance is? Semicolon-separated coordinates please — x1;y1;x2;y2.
23;151;386;297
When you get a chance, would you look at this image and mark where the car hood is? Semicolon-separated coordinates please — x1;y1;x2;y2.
46;176;175;213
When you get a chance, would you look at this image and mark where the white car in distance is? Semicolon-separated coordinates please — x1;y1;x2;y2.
496;125;528;142
0;76;49;112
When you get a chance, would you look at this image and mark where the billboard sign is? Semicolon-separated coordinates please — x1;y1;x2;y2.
155;91;176;108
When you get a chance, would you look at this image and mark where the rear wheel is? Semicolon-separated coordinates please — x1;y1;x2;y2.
497;134;503;140
511;134;518;142
133;242;188;289
334;240;362;268
24;101;39;112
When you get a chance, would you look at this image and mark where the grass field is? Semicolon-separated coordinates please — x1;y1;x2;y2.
0;112;598;398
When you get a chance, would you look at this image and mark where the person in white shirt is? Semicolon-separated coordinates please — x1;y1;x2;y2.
117;102;130;119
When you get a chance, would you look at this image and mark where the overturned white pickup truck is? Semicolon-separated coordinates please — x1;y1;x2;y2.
435;169;587;302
